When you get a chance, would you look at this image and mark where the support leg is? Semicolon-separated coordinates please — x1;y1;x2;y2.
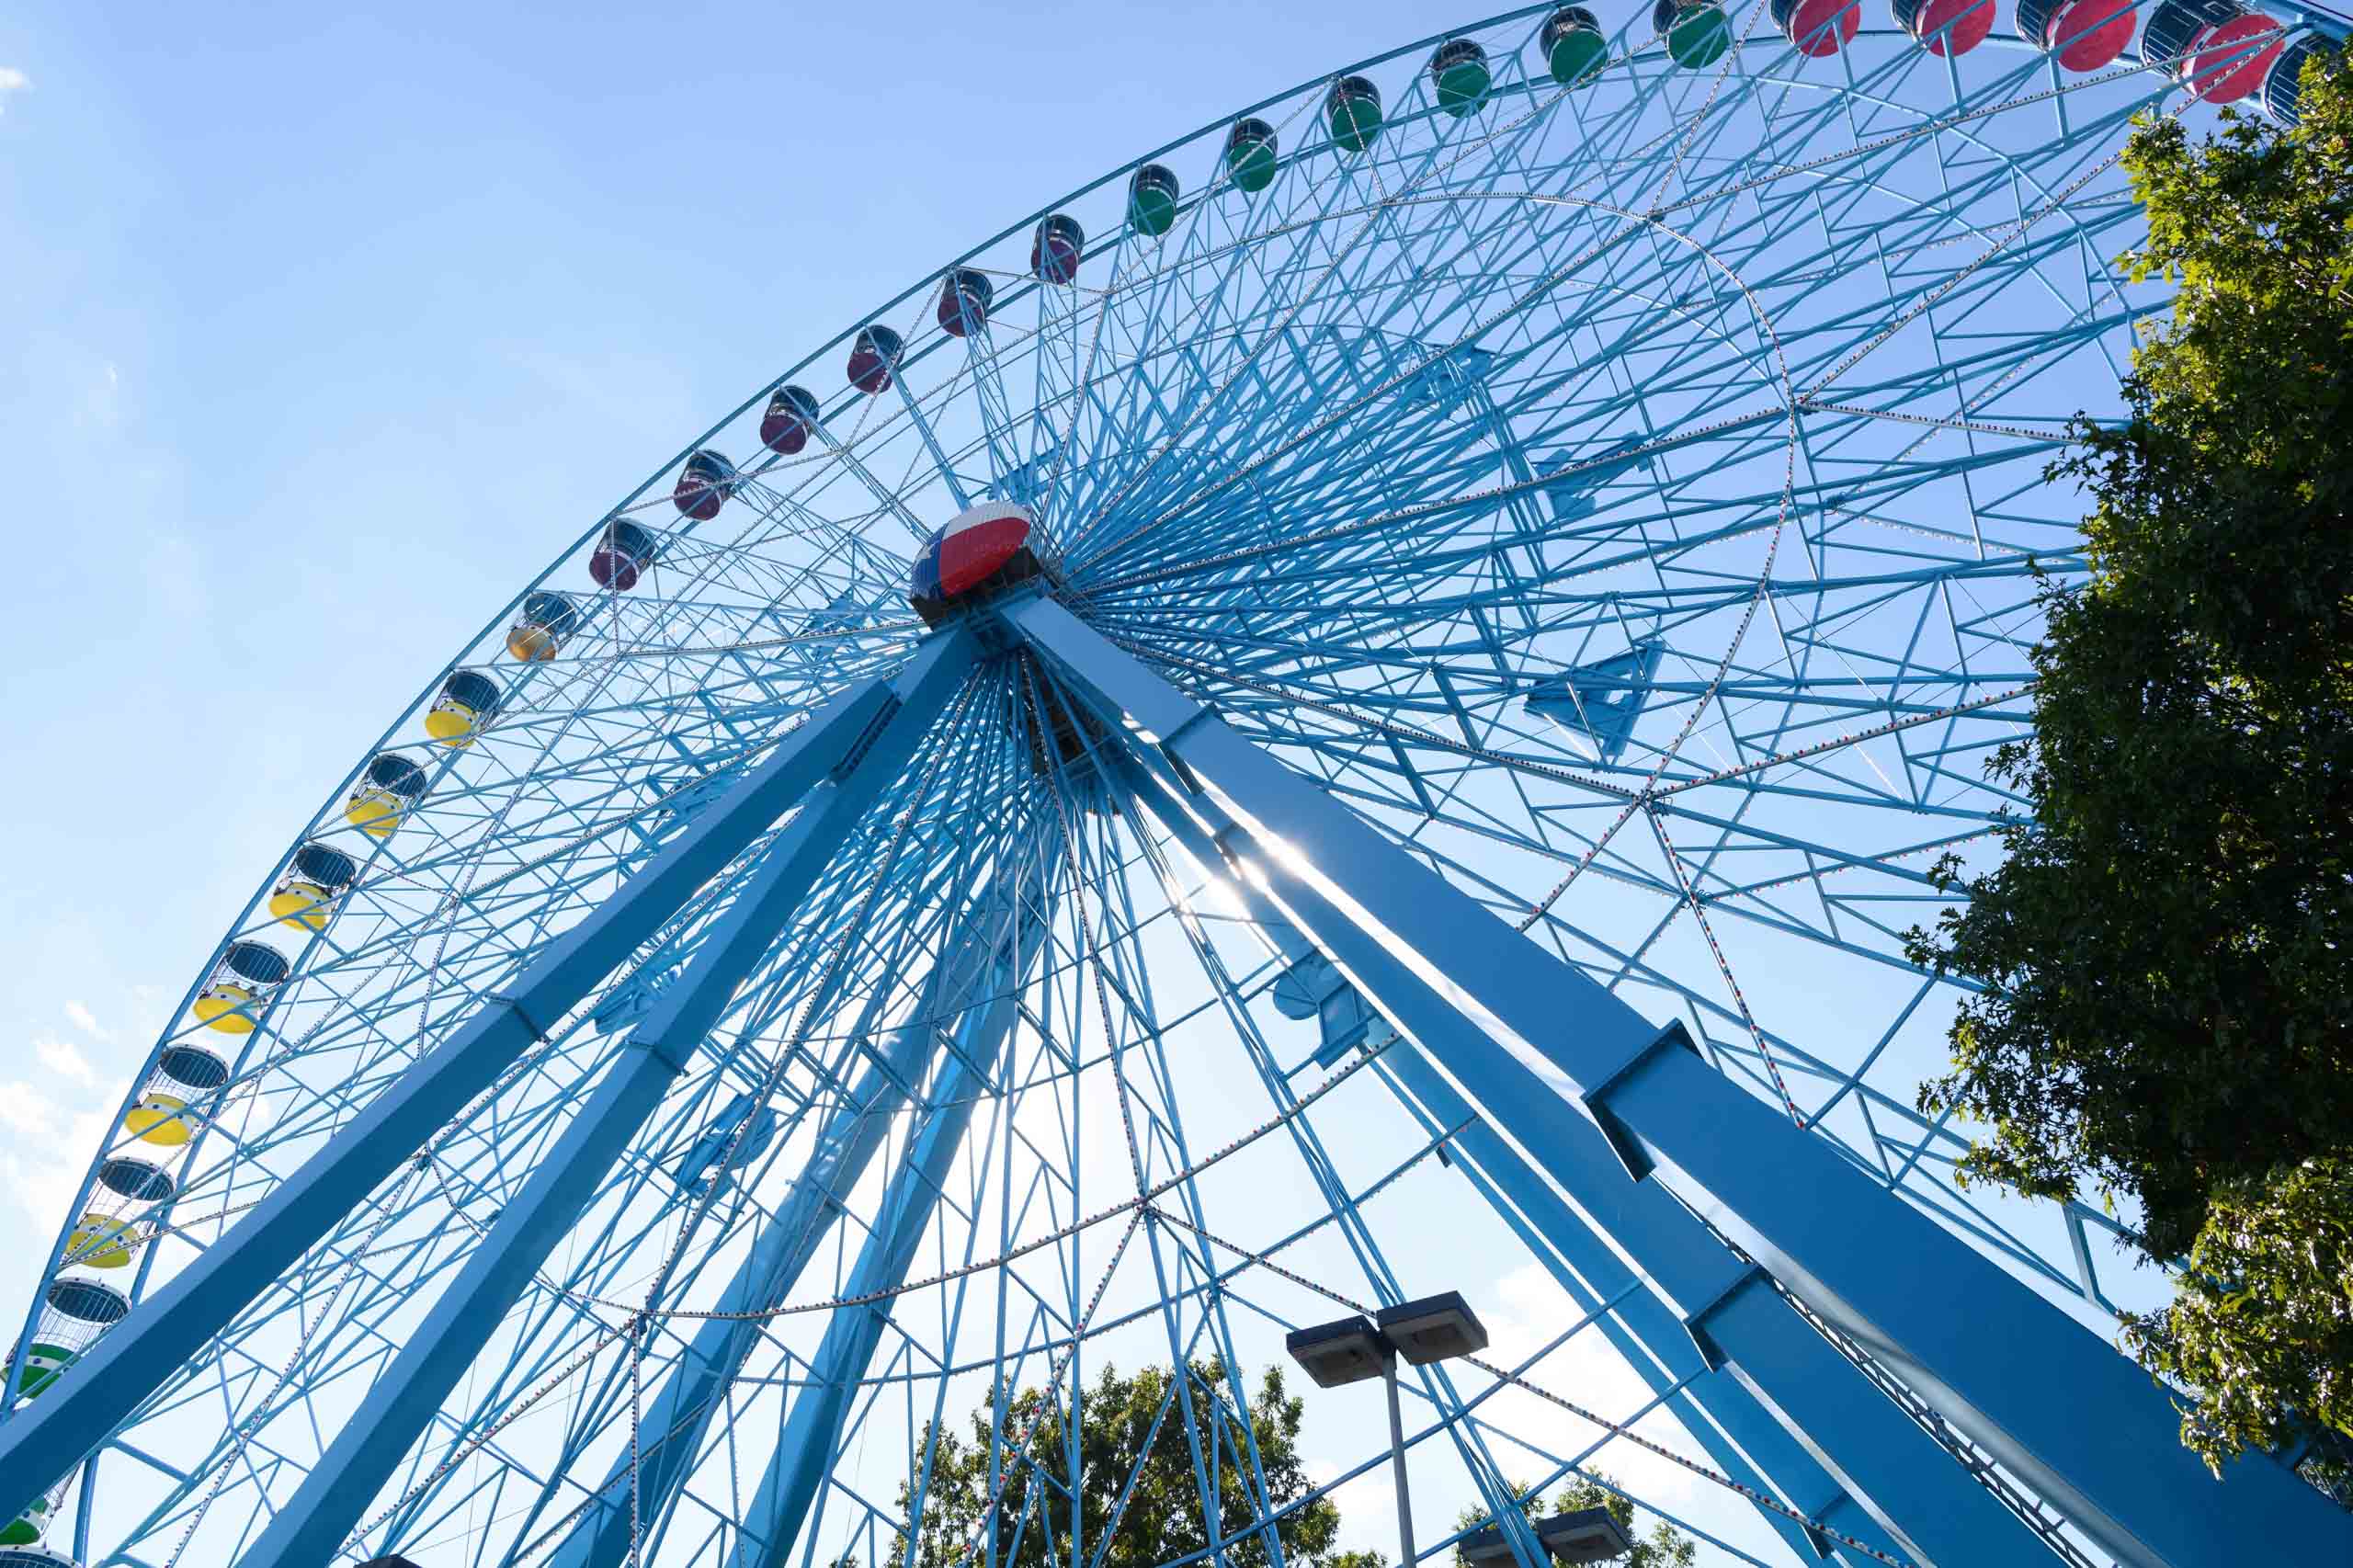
0;654;958;1524
1011;593;2352;1568
232;630;979;1568
720;918;1037;1568
1112;755;1927;1568
550;860;1052;1568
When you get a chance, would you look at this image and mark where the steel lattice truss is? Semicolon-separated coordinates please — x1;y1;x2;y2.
6;8;2347;1568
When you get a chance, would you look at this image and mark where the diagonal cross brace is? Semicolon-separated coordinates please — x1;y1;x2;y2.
549;847;1054;1568
1005;593;2353;1568
0;631;974;1531
1111;750;1998;1568
718;885;1042;1568
233;626;981;1568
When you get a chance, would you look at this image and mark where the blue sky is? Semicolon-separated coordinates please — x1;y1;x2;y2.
0;0;1491;1234
3;4;2194;1561
0;3;1811;1560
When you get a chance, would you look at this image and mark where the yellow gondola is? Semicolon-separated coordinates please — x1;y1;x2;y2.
424;701;480;743
344;794;398;835
425;670;504;746
191;983;258;1034
344;752;427;838
65;1212;138;1269
123;1092;194;1147
269;842;359;930
267;881;332;928
191;940;291;1035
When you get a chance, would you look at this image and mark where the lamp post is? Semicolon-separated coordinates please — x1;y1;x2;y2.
1460;1507;1635;1566
1284;1291;1491;1568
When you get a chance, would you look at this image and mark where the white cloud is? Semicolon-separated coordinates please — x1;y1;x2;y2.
64;999;111;1041
130;984;171;1041
1308;1454;1399;1555
0;1074;124;1227
0;1078;68;1144
34;1037;98;1087
81;361;122;428
0;68;28;111
1473;1263;1710;1514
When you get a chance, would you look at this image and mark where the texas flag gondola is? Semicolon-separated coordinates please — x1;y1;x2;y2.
908;501;1040;624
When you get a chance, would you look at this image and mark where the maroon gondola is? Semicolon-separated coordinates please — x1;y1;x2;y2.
760;385;823;456
847;325;904;395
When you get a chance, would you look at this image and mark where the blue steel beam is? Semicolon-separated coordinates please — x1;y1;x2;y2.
0;656;956;1528
543;998;943;1567
719;899;1038;1568
551;854;1051;1568
1006;591;2353;1568
1109;752;1931;1568
387;780;999;1562
235;629;980;1568
894;377;975;511
1206;835;2040;1568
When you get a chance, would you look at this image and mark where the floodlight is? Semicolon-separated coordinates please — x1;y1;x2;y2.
1459;1506;1635;1565
1377;1290;1489;1365
1284;1313;1392;1388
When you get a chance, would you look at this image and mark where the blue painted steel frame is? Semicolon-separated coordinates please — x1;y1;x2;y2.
1108;752;2025;1568
0;631;973;1537
547;875;1045;1568
236;628;980;1568
1006;592;2353;1568
1112;752;1912;1568
720;894;1040;1568
34;15;2353;1562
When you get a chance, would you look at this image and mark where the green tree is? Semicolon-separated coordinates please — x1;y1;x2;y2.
897;1358;1384;1568
1907;50;2353;1480
1450;1477;1694;1568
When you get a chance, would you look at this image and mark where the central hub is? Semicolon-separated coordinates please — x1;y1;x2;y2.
907;501;1045;627
904;502;1102;799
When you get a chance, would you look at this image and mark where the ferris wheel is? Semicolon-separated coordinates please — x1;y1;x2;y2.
3;6;2347;1568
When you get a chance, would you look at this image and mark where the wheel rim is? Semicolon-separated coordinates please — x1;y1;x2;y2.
13;10;2228;1567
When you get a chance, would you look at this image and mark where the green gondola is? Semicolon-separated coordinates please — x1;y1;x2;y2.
1226;118;1279;192
1653;0;1732;66
1428;40;1491;116
1326;75;1383;153
1129;164;1180;236
1542;6;1609;85
12;1343;75;1399
0;1499;48;1550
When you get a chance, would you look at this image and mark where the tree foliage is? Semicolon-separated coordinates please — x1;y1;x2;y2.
1907;50;2352;1476
897;1359;1381;1568
1450;1476;1694;1568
